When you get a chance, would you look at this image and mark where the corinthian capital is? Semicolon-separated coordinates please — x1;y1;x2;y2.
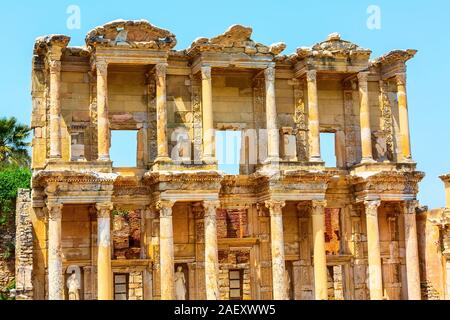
203;200;221;217
201;65;211;81
306;69;317;83
264;66;275;82
395;73;407;86
311;200;327;213
156;200;174;218
265;200;285;216
364;200;381;217
48;60;61;74
155;63;168;77
47;202;63;221
96;202;113;218
95;60;108;76
404;200;419;215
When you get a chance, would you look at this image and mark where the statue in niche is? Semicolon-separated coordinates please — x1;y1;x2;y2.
373;131;389;162
66;271;81;300
171;127;191;164
284;269;291;300
174;266;187;300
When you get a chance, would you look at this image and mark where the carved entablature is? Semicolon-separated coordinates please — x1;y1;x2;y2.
350;171;424;201
290;33;371;75
187;24;285;57
34;35;71;69
143;171;223;193
220;176;257;197
428;208;450;230
85;19;177;51
371;49;417;79
113;176;151;197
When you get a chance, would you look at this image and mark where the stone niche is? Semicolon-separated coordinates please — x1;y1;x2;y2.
112;209;142;259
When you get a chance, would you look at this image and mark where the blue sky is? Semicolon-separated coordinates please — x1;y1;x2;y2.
2;0;449;209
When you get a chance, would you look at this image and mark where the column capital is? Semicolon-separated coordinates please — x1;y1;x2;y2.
311;200;327;211
48;60;62;74
264;66;275;82
364;200;381;216
203;200;221;216
96;202;113;218
404;200;419;215
95;60;108;76
265;200;286;216
155;63;168;77
306;69;317;83
156;200;175;217
201;65;212;80
395;73;407;86
357;71;369;83
47;202;63;221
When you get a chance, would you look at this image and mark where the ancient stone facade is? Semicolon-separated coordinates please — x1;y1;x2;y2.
18;19;429;300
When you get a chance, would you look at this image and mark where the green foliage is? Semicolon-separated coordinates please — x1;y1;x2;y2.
112;208;129;217
0;117;31;167
0;165;31;225
0;279;15;300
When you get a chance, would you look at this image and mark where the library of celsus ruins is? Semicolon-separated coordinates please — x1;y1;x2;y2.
14;19;450;300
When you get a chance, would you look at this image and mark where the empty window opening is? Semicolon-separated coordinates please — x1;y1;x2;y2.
110;130;137;167
320;132;337;168
216;130;241;175
114;273;129;300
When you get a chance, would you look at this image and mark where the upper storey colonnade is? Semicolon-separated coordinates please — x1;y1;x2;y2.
32;19;417;171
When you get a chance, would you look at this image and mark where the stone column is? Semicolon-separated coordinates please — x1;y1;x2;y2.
48;60;62;159
358;72;374;163
155;63;171;163
306;70;321;162
404;200;421;300
157;200;175;300
47;202;63;300
203;201;220;300
96;60;110;161
96;202;113;300
201;65;215;163
364;200;383;300
311;200;328;300
395;73;412;162
265;200;287;300
265;65;280;162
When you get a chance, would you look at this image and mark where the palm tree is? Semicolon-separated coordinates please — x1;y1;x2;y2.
0;117;31;167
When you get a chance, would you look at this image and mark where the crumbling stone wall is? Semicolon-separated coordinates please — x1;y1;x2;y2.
128;271;143;300
14;189;33;299
218;250;251;300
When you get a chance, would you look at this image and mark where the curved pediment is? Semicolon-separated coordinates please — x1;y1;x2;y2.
188;24;286;56
294;33;372;60
85;19;177;50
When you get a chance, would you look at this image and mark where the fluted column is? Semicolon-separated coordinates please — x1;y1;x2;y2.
365;200;383;300
155;63;170;163
96;202;113;300
265;200;287;300
48;60;62;159
157;200;175;300
47;202;63;300
404;200;421;300
306;70;321;162
201;65;215;163
395;73;412;162
311;200;328;300
358;72;374;163
204;200;220;300
96;60;110;161
265;65;280;162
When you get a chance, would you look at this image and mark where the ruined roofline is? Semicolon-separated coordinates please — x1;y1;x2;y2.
33;20;416;69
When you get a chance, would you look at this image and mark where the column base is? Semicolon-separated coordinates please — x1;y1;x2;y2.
202;156;217;165
401;157;415;164
308;156;323;163
360;157;376;164
263;156;281;164
98;155;111;161
154;156;172;164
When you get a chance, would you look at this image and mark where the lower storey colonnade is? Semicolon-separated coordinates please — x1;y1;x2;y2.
43;198;422;301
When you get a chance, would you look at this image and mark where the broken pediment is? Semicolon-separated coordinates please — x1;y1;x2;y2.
371;49;417;67
188;24;286;56
34;34;71;56
292;33;372;60
85;19;177;50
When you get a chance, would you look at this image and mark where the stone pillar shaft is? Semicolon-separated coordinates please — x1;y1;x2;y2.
396;73;412;161
204;201;220;300
158;200;175;300
201;66;215;163
306;70;321;161
311;200;328;300
155;63;170;161
365;200;383;300
265;66;280;161
96;203;113;300
96;61;110;161
47;203;63;300
404;201;421;300
358;72;374;162
266;200;287;300
49;60;62;159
